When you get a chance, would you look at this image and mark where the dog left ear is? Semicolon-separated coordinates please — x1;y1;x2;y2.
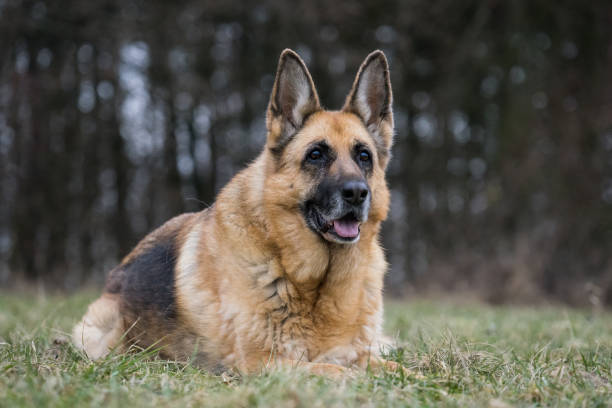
266;49;321;152
343;51;394;156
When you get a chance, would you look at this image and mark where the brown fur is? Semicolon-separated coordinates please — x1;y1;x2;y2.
73;49;398;376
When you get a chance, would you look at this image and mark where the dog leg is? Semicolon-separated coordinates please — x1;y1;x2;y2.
256;358;349;379
72;294;124;359
365;358;423;378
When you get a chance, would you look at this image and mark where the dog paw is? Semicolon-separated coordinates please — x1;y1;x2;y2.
371;359;425;379
308;362;352;380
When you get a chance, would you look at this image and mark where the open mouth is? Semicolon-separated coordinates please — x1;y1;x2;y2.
301;201;365;244
321;213;361;242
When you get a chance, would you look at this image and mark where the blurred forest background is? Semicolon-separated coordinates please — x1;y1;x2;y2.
1;0;611;307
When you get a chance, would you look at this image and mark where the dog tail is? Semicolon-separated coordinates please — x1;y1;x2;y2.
72;293;124;359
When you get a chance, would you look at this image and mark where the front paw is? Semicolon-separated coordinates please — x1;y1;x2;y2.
305;362;350;379
313;345;359;367
369;358;424;379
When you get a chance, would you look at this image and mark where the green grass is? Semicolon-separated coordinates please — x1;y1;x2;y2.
0;292;610;407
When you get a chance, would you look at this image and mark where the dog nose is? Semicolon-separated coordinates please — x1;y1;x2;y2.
341;180;369;205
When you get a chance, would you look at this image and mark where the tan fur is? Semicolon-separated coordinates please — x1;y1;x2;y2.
73;50;399;376
72;294;124;359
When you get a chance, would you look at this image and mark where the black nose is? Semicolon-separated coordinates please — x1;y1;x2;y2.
341;180;369;205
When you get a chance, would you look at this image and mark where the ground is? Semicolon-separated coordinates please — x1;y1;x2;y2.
0;291;610;407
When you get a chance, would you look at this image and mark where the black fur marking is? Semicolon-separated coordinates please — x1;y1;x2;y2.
300;200;329;236
353;142;374;177
300;140;336;177
300;170;371;241
119;237;178;320
104;266;125;294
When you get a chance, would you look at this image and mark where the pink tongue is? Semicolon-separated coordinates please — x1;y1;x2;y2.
333;219;360;238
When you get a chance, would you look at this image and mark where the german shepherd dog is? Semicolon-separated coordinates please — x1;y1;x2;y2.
73;49;397;377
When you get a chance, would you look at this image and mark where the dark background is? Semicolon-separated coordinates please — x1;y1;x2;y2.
1;0;611;306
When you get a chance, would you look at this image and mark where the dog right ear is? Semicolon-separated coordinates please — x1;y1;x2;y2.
266;49;321;152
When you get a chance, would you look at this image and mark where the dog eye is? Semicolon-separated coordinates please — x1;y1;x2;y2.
308;149;323;161
359;151;371;162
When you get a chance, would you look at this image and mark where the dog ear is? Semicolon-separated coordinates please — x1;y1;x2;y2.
343;50;394;157
266;49;321;152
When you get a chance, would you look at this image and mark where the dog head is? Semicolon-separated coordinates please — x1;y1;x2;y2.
264;49;393;245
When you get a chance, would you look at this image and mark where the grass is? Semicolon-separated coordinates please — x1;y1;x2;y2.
0;291;610;407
